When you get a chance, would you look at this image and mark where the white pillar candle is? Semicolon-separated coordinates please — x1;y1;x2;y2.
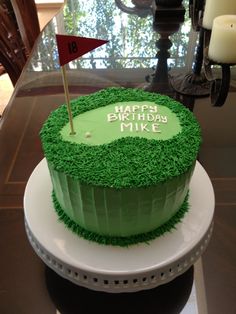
208;15;236;64
202;0;236;29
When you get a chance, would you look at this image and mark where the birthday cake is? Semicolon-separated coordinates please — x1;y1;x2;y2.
40;87;201;246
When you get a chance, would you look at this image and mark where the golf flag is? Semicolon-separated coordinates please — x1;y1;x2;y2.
56;34;108;66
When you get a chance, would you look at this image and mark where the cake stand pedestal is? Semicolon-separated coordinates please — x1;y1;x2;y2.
24;159;214;293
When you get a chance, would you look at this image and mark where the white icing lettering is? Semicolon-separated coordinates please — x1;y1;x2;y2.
161;116;167;123
121;113;130;121
152;123;161;133
124;106;131;113
121;122;133;132
115;106;123;113
137;113;145;121
132;105;140;112
130;113;135;120
107;113;118;122
155;114;161;122
108;103;169;134
149;106;158;113
140;123;149;132
135;122;139;132
147;114;155;122
141;105;148;112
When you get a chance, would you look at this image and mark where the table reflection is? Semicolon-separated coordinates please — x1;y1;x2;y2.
21;0;198;112
28;0;194;75
45;265;194;314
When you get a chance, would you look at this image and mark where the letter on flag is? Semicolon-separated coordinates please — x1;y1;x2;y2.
56;34;108;66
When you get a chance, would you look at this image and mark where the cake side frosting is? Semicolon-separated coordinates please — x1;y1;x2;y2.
52;191;190;246
48;161;194;237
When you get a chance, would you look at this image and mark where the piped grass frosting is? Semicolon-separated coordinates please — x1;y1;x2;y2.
40;87;201;189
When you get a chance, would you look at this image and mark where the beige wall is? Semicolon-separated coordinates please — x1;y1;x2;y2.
35;0;65;29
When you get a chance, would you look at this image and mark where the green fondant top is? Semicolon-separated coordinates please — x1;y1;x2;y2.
40;87;201;188
60;101;181;145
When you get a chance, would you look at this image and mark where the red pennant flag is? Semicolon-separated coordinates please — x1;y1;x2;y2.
56;34;108;66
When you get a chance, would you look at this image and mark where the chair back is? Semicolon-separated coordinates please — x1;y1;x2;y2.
0;0;40;85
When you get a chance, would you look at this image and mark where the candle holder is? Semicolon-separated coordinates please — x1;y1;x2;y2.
202;29;233;107
144;3;186;95
189;0;205;32
170;0;235;107
169;27;211;98
169;0;211;100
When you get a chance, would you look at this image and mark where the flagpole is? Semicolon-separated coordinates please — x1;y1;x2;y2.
61;65;76;135
56;34;108;136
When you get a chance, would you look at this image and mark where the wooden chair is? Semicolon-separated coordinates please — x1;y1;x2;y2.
0;0;40;85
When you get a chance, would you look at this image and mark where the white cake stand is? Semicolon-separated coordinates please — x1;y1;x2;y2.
24;159;214;293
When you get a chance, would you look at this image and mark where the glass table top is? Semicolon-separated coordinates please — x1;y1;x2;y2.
29;0;193;71
18;0;199;99
0;1;235;313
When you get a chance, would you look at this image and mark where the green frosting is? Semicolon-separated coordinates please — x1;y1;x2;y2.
60;101;182;145
40;87;201;189
52;190;189;247
48;161;194;237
